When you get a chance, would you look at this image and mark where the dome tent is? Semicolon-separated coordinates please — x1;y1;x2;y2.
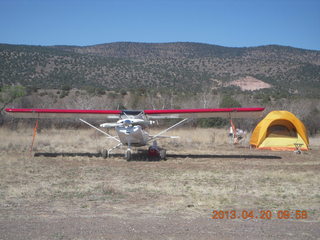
250;111;309;151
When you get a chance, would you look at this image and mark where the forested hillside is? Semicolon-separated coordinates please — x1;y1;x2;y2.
1;42;320;97
1;42;320;133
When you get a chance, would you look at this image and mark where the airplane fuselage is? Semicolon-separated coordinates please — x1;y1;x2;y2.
115;125;150;147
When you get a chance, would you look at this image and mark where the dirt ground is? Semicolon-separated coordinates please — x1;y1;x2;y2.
0;128;319;239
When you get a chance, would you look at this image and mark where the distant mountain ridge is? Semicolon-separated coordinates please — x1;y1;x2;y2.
53;42;320;61
1;42;320;97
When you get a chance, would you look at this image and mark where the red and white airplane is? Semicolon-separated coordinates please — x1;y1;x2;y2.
5;107;264;160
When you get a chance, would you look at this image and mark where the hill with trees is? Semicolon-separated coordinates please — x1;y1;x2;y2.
1;42;319;97
1;42;320;133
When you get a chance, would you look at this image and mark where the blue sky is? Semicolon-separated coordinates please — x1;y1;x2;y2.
0;0;319;50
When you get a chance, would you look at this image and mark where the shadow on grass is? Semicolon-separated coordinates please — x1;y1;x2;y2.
34;152;102;157
34;152;160;161
167;154;282;159
34;152;282;160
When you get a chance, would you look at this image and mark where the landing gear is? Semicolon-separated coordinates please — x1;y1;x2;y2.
102;142;166;161
159;149;167;160
102;149;110;159
101;142;122;159
125;149;132;161
148;141;166;161
102;149;108;159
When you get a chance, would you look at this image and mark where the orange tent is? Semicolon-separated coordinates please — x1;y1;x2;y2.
250;111;309;151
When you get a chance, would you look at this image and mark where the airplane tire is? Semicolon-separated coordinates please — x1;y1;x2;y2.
160;149;167;160
126;150;132;161
102;149;108;159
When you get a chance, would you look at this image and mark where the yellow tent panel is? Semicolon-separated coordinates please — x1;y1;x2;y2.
250;111;309;151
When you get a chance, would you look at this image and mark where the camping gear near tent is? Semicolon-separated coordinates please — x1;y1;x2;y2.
250;111;309;151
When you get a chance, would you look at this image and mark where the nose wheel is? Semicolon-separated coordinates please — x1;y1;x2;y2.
125;149;132;161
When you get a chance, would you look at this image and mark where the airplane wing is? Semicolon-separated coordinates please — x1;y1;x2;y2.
4;108;121;119
5;107;264;119
144;107;265;119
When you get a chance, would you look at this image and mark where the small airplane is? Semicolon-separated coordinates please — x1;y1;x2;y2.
5;107;264;160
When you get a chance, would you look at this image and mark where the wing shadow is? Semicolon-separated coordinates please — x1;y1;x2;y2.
34;152;102;157
33;152;158;161
166;154;282;159
34;152;281;160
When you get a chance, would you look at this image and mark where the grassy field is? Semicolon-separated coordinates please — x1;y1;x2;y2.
0;127;319;222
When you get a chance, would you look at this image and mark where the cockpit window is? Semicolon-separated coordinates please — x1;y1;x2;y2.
120;110;145;119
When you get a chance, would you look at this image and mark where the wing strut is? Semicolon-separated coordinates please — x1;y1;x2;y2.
148;118;189;142
79;119;120;143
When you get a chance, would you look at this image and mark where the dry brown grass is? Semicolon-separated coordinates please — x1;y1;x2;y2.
309;135;320;148
0;127;319;221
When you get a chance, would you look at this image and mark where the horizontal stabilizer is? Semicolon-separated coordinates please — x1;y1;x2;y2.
100;123;122;128
150;135;180;139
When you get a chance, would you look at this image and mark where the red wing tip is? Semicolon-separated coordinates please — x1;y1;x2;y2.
5;108;14;112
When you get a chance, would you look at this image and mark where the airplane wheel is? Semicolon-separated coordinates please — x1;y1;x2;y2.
126;150;132;161
102;149;108;159
160;149;167;160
